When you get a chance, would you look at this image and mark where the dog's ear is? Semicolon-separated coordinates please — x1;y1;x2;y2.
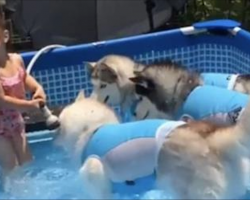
129;77;149;88
75;90;86;102
84;62;96;73
129;76;144;84
99;63;117;83
134;63;145;74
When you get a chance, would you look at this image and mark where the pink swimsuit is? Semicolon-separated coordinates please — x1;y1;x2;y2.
0;62;26;137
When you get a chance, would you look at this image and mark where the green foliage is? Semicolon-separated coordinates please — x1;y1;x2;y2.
177;0;250;29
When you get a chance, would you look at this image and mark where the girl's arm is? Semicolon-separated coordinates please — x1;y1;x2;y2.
16;54;46;101
25;74;46;100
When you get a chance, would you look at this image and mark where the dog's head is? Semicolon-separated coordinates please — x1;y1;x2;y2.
130;61;201;115
129;65;175;114
55;89;119;154
85;55;137;106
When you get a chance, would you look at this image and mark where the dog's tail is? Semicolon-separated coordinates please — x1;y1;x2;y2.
208;96;250;154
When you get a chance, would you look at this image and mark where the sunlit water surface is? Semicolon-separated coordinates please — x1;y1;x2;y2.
0;134;172;200
0;131;249;200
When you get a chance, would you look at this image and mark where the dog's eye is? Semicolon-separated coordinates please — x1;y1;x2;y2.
138;96;143;101
100;84;107;89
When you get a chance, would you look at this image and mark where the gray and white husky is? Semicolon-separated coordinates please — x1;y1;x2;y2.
86;54;250;121
85;55;143;121
55;89;250;199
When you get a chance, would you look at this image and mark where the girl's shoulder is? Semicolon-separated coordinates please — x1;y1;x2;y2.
8;53;26;78
9;53;23;64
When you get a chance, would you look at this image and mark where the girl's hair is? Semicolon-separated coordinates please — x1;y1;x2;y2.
0;11;13;51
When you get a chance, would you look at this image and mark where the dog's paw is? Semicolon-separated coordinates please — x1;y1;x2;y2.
79;155;112;199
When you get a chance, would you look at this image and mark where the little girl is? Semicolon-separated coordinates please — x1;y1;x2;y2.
0;16;46;174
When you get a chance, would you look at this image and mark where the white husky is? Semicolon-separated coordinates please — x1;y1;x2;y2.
55;90;250;199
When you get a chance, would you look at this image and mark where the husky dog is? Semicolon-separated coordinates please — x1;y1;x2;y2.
85;55;142;121
129;61;202;118
55;89;250;199
130;60;250;125
130;68;250;123
85;55;152;122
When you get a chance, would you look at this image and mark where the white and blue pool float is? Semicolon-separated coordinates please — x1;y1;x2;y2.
201;72;239;90
81;119;185;196
175;85;248;124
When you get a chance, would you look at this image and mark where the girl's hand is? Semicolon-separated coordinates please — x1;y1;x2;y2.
28;98;45;110
32;87;46;102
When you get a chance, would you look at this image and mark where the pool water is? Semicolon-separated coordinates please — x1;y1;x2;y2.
0;131;171;200
0;130;250;199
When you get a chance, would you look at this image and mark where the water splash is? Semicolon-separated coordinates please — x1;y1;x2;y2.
0;143;174;200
